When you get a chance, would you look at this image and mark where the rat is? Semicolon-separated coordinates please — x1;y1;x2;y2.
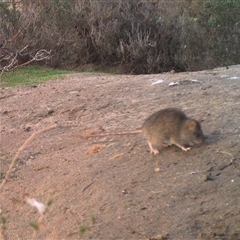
86;108;205;154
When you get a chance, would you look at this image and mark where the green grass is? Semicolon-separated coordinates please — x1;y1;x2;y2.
79;226;87;234
29;221;39;231
0;66;73;87
90;215;96;224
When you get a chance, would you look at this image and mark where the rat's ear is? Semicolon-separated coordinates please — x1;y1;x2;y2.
195;116;204;123
186;120;197;130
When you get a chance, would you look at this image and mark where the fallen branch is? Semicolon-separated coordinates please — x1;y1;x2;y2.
0;46;52;76
0;124;57;192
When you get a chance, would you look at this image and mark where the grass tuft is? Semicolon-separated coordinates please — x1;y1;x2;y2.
90;215;96;224
0;211;7;230
29;221;39;231
46;199;53;207
79;226;86;234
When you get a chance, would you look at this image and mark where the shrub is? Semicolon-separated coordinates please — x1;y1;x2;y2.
0;0;239;73
198;0;240;68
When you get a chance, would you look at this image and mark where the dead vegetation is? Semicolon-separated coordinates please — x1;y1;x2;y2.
1;0;239;73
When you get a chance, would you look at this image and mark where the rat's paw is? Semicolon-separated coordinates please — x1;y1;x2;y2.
148;141;159;154
182;147;191;151
152;149;159;155
174;143;191;152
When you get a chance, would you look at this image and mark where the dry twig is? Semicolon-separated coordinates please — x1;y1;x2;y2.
0;45;52;76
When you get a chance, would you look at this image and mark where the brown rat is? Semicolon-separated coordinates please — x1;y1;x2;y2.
86;108;205;154
141;108;204;154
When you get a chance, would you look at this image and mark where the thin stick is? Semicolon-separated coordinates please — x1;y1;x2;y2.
217;150;235;162
0;124;57;191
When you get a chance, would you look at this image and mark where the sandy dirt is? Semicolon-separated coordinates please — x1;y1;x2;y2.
0;65;240;240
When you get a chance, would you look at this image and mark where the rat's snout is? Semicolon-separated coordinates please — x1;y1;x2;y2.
203;135;208;140
199;135;206;145
195;139;204;145
192;136;205;147
193;132;205;145
198;134;209;146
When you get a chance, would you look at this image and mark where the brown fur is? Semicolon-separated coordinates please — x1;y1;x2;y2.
142;108;204;154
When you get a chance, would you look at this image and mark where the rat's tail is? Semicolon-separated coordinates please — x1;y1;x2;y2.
85;129;142;138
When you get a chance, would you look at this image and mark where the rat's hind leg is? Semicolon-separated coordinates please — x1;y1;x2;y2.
147;141;159;154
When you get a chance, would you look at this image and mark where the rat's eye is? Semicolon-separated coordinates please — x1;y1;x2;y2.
194;132;201;138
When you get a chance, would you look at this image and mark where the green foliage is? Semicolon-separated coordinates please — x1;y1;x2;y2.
79;226;86;234
47;199;53;207
0;66;72;87
49;0;76;28
198;0;240;66
0;211;7;230
199;0;240;29
0;2;21;39
0;2;21;26
90;215;96;224
29;221;39;231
